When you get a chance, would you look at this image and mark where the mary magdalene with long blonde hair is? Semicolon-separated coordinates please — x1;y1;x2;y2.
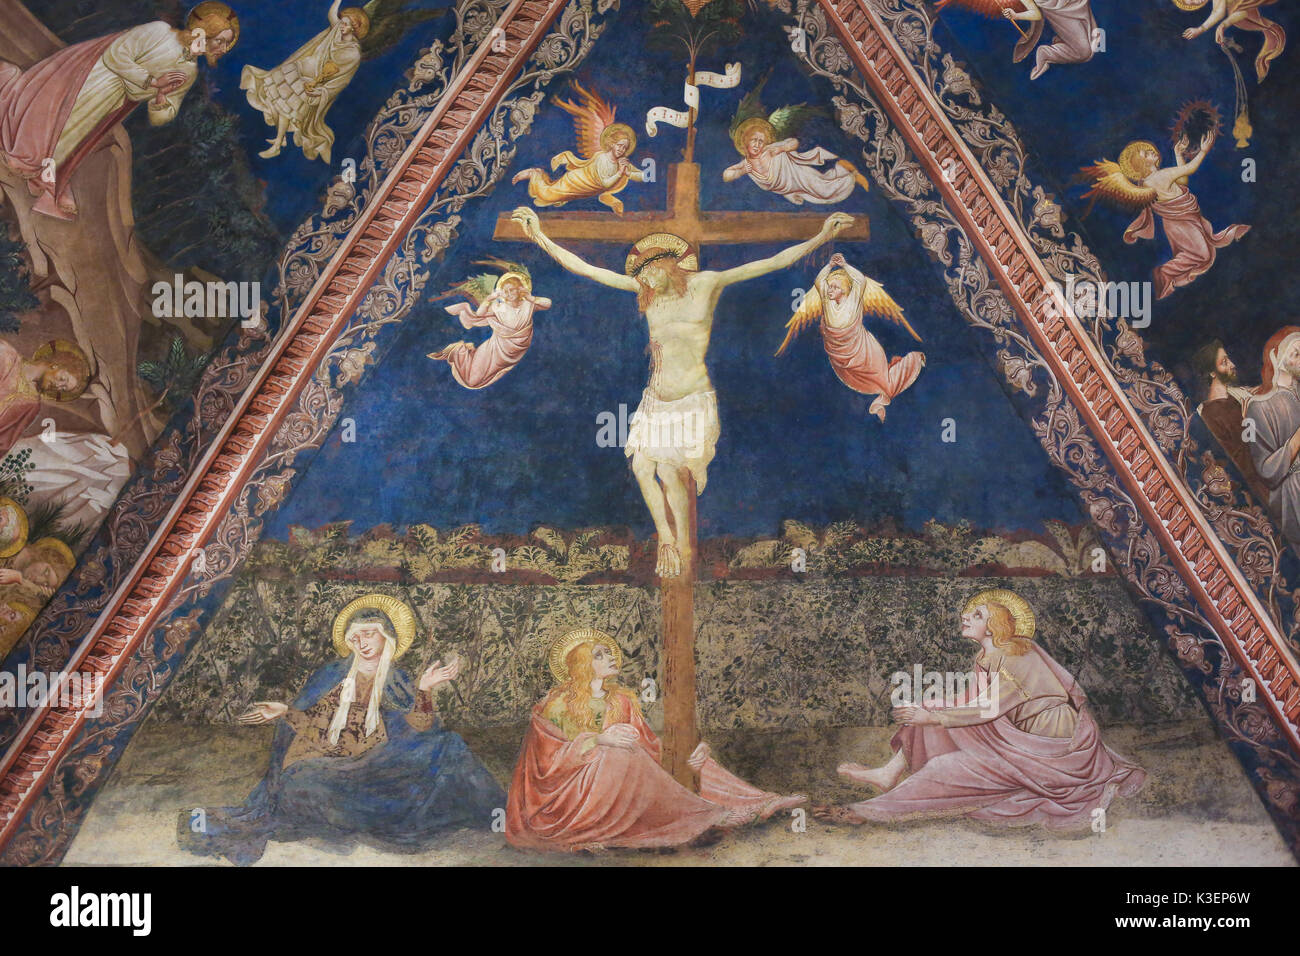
506;628;805;852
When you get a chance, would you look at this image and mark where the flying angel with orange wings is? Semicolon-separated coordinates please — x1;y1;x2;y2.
777;254;925;422
936;0;1102;80
511;82;643;215
1079;104;1249;299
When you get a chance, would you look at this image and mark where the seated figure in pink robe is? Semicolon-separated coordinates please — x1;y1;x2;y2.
505;629;805;852
427;271;550;390
822;589;1145;830
777;253;924;422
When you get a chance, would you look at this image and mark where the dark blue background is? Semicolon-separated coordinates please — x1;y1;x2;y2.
264;6;1092;540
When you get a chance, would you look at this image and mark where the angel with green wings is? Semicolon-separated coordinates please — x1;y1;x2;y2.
427;259;551;390
722;72;869;204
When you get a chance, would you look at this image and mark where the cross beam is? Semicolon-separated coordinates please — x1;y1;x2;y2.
495;160;868;788
493;162;870;247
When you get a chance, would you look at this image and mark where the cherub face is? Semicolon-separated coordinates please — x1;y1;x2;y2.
826;275;851;303
339;17;355;39
745;130;768;157
1136;147;1160;177
960;604;991;642
590;642;619;679
610;136;631;159
501;280;525;304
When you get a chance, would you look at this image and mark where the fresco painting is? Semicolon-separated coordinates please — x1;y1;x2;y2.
0;0;1295;879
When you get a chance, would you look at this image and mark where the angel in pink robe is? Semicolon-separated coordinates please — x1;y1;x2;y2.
505;631;805;852
427;267;549;390
1082;129;1249;300
777;254;925;422
819;589;1145;830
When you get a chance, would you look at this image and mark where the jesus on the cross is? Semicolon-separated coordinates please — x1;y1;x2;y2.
511;205;853;578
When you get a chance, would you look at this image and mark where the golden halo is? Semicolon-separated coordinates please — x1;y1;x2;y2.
339;7;371;39
495;271;532;293
1118;140;1159;182
732;116;775;155
0;498;28;559
31;339;91;403
548;627;623;683
331;594;417;659
27;536;74;572
963;589;1036;639
625;233;698;276
1171;0;1208;10
600;122;637;154
186;2;240;48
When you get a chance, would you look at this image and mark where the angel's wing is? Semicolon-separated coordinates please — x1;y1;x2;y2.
775;285;824;357
934;0;1027;17
554;81;617;160
1079;160;1157;213
768;103;828;140
433;272;497;307
729;69;771;139
473;257;531;283
859;276;922;342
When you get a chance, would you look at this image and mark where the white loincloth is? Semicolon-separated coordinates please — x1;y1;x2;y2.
624;388;720;492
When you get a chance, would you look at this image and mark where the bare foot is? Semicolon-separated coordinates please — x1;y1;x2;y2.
812;804;868;825
837;761;901;791
259;138;283;159
656;542;681;578
511;168;539;185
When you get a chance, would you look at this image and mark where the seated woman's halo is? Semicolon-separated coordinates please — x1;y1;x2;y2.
548;627;623;683
331;593;417;658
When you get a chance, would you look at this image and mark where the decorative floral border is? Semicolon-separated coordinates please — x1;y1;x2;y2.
788;0;1298;852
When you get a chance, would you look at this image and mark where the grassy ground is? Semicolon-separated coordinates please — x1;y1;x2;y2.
63;718;1295;867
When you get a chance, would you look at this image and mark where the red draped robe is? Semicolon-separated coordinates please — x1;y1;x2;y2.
505;688;785;851
0;31;136;219
1124;186;1250;300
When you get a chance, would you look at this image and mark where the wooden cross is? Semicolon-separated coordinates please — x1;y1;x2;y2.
493;161;869;787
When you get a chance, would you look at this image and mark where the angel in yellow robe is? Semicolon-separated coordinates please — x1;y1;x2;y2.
511;82;642;216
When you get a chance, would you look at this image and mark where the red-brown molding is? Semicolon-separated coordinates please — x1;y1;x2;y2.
1;0;1297;854
819;0;1300;747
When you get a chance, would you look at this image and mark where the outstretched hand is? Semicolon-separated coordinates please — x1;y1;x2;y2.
821;212;854;240
238;701;288;725
420;657;460;691
511;206;542;241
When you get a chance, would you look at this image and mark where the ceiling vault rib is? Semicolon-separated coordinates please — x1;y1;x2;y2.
0;0;570;850
1;0;1297;853
816;0;1300;751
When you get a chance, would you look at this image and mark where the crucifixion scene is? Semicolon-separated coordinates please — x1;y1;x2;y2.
4;0;1299;893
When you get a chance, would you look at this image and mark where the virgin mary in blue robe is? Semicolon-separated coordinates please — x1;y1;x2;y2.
178;597;504;865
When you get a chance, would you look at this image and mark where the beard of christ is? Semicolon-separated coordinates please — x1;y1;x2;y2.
635;256;690;313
